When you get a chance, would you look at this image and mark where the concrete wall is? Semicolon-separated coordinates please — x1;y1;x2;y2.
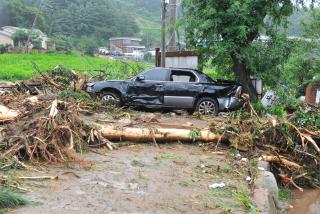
0;34;14;46
165;56;198;69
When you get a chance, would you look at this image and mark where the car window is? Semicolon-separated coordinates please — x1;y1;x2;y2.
170;70;197;83
141;68;169;81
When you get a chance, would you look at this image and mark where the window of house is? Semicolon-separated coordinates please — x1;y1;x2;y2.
170;70;197;83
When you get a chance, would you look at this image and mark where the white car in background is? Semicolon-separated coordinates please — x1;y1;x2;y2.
98;48;110;55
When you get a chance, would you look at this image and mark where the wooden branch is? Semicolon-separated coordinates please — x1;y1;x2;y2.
262;155;302;169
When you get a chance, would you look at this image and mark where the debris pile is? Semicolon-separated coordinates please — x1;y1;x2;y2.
0;65;319;191
0;66;102;164
209;104;320;189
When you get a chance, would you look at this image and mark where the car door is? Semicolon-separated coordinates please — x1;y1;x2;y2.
164;69;203;108
127;68;169;106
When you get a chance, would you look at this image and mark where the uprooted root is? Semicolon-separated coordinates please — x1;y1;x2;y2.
1;100;91;163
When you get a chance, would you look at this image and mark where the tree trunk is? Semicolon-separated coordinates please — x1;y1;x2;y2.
232;57;258;101
100;126;221;142
0;105;20;121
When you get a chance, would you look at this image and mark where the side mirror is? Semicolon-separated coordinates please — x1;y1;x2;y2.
136;75;145;81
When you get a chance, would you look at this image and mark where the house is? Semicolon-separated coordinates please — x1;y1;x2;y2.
305;81;320;107
0;29;14;46
109;37;145;54
0;26;49;49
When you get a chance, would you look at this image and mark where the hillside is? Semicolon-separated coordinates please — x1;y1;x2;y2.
116;0;161;47
0;0;161;50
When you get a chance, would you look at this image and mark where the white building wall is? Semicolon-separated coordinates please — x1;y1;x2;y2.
165;56;198;69
0;34;14;46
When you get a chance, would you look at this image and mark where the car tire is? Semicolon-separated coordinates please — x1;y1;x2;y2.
100;92;121;107
195;97;219;116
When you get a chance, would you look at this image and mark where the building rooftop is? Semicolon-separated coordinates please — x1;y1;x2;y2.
109;37;142;42
0;30;13;37
1;26;46;37
122;45;146;48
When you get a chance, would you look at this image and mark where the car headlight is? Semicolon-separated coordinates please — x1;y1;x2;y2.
86;83;95;93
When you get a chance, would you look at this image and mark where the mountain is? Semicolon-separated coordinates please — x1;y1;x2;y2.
0;0;161;50
115;0;161;47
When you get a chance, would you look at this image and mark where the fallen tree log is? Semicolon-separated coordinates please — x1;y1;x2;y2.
262;155;302;170
100;126;222;142
0;105;20;121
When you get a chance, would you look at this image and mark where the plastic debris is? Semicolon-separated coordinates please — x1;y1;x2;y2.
209;183;226;189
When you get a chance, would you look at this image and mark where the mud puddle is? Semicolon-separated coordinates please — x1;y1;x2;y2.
289;189;320;214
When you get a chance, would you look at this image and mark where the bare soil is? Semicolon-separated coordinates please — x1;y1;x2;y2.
7;144;249;214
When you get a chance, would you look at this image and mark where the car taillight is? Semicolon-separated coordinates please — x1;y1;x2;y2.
235;86;242;97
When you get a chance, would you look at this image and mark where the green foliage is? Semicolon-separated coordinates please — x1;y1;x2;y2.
232;192;256;211
116;0;161;46
283;43;320;92
252;101;264;115
105;61;150;80
76;36;99;56
1;0;157;52
41;0;139;49
278;189;292;202
183;0;298;63
58;89;91;101
301;8;320;39
51;35;73;54
182;0;307;99
204;66;235;80
160;153;177;159
0;190;29;209
293;109;320;130
0;44;11;54
208;187;257;213
143;52;153;62
189;129;201;142
267;105;287;118
32;40;42;50
229;148;240;156
2;0;47;31
0;53;149;80
248;33;296;87
12;30;28;46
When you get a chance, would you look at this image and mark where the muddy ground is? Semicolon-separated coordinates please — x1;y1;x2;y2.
288;189;320;214
7;143;250;214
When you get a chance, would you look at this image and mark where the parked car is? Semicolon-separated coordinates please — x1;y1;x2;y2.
85;67;245;115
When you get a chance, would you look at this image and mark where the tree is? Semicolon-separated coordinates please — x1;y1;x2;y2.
12;30;28;47
183;0;315;100
5;0;47;31
301;8;320;39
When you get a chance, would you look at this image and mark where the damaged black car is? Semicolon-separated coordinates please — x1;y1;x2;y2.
85;67;245;115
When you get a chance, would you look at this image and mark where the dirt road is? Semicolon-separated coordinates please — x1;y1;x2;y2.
8;144;249;214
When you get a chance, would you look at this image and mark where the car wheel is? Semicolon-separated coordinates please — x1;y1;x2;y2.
195;97;219;115
100;92;121;107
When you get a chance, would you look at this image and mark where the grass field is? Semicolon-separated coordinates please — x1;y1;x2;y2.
0;53;150;80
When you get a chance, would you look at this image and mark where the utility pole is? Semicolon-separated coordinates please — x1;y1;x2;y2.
168;0;176;51
25;0;45;53
160;0;166;67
